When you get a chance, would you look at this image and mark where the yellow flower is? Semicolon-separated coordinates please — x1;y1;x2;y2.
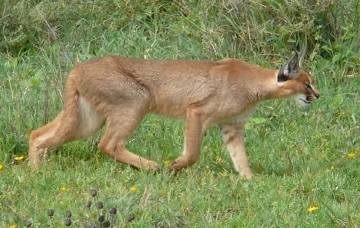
9;225;17;228
348;152;356;159
163;160;171;166
307;205;319;212
130;186;137;192
60;186;68;192
14;156;25;161
0;164;4;171
330;165;334;170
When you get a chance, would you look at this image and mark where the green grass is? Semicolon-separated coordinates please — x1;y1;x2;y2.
1;0;359;227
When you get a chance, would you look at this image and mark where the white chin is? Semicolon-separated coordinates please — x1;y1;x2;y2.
293;95;310;107
297;99;310;107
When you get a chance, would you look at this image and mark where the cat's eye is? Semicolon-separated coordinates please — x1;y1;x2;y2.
305;84;312;89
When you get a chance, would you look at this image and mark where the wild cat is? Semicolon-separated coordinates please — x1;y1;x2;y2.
29;48;319;179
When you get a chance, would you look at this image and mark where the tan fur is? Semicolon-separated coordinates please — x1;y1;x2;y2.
29;52;319;179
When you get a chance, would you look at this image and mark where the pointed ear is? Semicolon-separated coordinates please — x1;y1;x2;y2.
277;52;300;82
297;45;306;68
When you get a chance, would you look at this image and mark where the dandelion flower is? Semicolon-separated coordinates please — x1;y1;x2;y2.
109;207;117;215
348;152;356;159
307;205;319;212
0;164;4;171
102;220;111;227
64;218;72;226
9;225;17;228
96;201;104;209
130;186;137;192
90;189;98;197
98;215;105;222
47;209;55;216
65;210;72;218
127;214;135;222
14;156;25;161
60;186;68;192
163;160;171;166
24;220;32;227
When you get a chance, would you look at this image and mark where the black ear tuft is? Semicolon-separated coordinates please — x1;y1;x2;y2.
297;45;306;68
277;52;300;82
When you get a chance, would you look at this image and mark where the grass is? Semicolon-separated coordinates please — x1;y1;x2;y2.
1;0;359;227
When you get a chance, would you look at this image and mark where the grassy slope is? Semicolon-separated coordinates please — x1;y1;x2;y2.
0;1;359;227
